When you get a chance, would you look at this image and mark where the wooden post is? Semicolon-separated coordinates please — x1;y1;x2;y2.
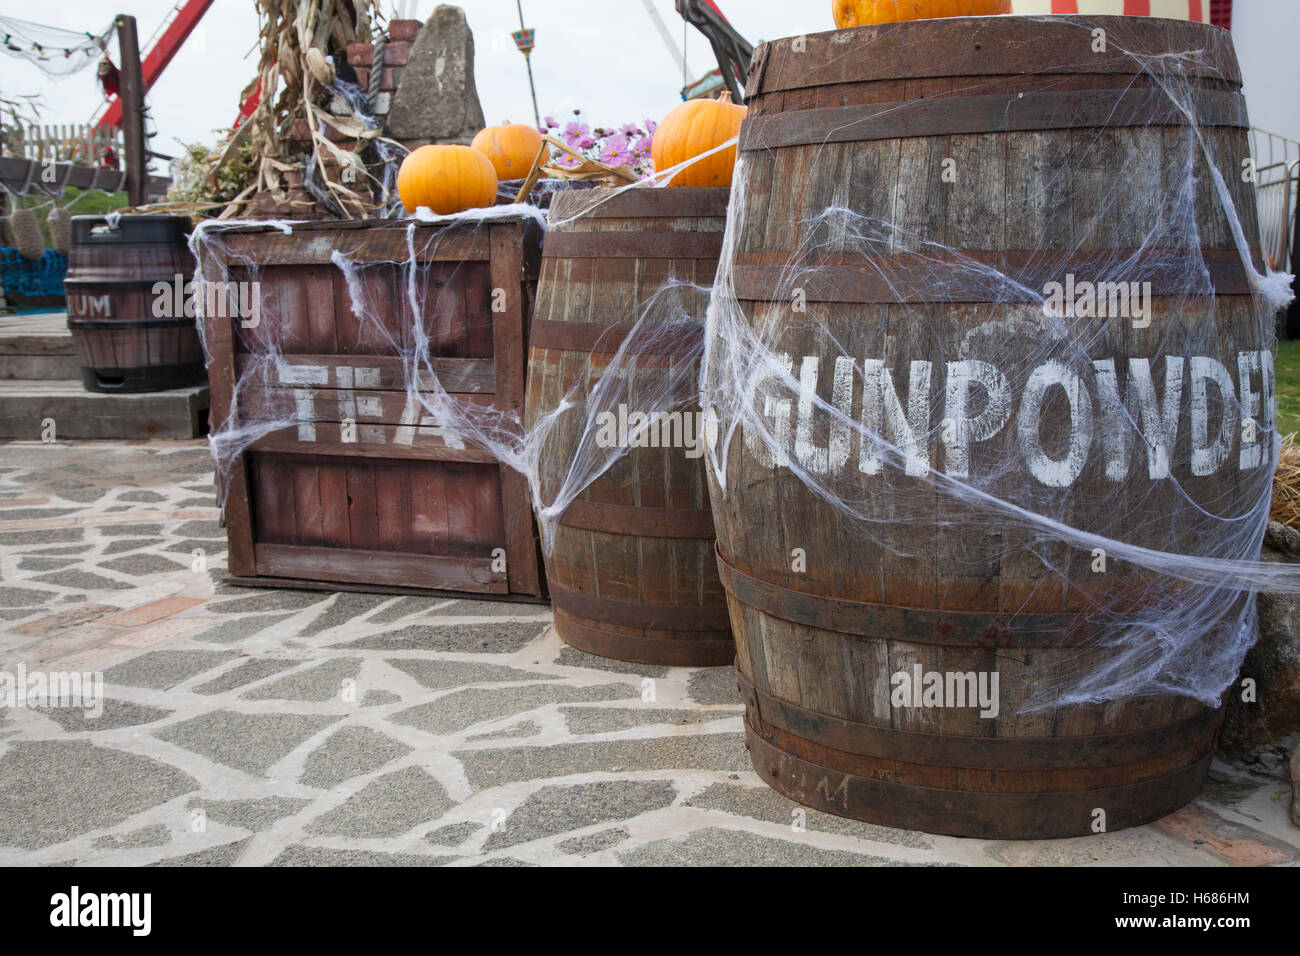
116;14;147;207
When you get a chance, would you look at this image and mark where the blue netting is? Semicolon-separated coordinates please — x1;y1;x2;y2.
0;247;67;298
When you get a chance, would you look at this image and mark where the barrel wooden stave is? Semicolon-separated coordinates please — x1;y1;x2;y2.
714;16;1266;837
65;215;203;393
526;188;734;666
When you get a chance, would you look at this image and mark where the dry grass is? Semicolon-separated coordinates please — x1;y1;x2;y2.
1271;432;1300;529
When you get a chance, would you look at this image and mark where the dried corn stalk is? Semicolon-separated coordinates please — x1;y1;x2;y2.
513;135;639;203
211;0;392;219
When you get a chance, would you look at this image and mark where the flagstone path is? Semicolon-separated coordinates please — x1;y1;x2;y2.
0;439;1295;866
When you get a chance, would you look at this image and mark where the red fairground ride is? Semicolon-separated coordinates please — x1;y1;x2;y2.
88;1;215;161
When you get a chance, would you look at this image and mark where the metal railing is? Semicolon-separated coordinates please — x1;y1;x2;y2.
1257;159;1298;271
1250;127;1300;272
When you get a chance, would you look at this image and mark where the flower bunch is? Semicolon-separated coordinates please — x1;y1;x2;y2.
539;111;657;179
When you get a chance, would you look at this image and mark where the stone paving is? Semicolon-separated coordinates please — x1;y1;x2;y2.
0;439;1297;866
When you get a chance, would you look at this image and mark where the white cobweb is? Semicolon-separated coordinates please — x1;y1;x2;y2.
701;18;1297;710
191;16;1298;714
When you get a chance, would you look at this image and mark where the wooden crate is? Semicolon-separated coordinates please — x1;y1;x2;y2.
200;217;545;599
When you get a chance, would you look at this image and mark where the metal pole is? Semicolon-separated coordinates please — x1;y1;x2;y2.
115;14;146;207
1288;165;1300;338
516;0;541;130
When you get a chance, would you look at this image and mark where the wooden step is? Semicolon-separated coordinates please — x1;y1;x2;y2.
0;311;80;380
0;380;210;440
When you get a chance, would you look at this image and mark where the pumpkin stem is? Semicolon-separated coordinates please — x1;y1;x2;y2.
717;91;734;104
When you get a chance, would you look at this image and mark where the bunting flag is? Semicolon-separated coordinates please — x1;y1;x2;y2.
0;14;112;77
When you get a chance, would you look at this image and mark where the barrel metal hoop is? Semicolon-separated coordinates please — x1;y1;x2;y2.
543;231;725;260
716;544;1092;648
744;722;1215;840
730;248;1254;304
554;606;735;666
560;499;716;539
740;88;1247;151
67;317;199;331
528;318;704;356
549;582;732;631
62;276;188;288
79;362;207;393
737;670;1222;771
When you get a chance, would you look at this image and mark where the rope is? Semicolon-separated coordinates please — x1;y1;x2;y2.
368;34;386;109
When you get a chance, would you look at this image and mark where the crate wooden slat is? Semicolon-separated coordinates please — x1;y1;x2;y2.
200;217;545;600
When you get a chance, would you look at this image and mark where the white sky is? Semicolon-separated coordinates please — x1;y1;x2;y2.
0;0;812;160
1;0;1295;165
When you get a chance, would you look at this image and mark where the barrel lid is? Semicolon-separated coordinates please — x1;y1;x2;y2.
71;214;193;246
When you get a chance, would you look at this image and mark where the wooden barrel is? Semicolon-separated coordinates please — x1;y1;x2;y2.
526;187;734;666
710;16;1270;838
65;215;204;392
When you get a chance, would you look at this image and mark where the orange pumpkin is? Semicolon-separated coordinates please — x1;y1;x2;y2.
651;92;748;189
832;0;1010;27
397;144;499;215
471;122;544;180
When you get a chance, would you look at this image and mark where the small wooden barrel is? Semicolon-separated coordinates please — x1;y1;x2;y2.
712;16;1270;837
526;187;734;666
65;215;204;392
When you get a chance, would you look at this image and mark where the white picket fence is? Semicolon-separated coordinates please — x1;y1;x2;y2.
17;124;123;166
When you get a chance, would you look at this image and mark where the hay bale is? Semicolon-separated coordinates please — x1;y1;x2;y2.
1271;433;1300;531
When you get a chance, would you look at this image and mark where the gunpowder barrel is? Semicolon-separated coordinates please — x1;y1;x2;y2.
526;187;734;666
707;15;1271;838
65;215;204;392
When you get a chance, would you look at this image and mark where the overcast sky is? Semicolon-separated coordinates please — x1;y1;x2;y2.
0;0;811;160
2;0;1296;166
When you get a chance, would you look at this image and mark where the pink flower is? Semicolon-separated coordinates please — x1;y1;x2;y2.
633;136;653;157
644;119;658;134
601;134;632;166
563;121;590;145
579;136;597;149
620;123;641;137
544;115;558;128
